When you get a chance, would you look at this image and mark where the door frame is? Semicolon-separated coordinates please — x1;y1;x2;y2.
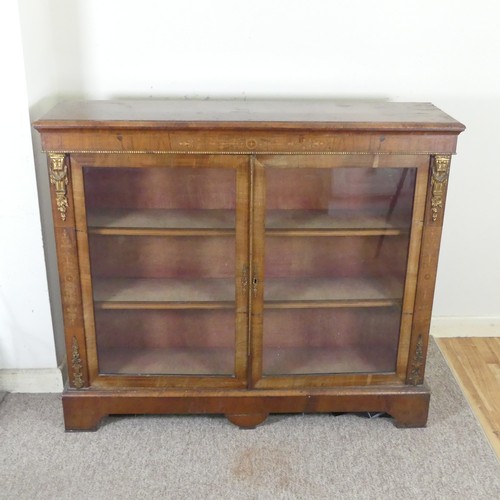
250;154;429;389
70;153;250;389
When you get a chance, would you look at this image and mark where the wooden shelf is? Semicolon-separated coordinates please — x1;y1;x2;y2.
93;276;402;309
264;277;403;307
93;278;235;309
266;210;410;236
87;209;235;236
100;345;395;377
263;345;396;375
86;208;410;237
98;347;234;375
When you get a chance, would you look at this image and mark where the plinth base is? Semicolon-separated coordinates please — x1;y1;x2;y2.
62;385;430;431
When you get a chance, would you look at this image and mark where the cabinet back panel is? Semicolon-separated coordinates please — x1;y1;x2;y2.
89;235;235;279
264;236;409;279
83;167;237;210
263;307;400;348
95;309;235;349
265;167;416;216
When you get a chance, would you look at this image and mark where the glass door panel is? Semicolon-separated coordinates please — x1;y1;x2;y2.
262;166;416;377
263;307;401;375
265;167;415;231
95;309;235;375
83;165;241;377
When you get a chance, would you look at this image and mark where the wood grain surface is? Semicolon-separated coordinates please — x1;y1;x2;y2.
437;337;500;459
34;100;465;131
34;100;465;430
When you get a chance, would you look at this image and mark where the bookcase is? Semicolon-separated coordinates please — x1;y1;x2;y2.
34;100;464;430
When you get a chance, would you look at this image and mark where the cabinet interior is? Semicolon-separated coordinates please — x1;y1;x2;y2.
81;163;416;379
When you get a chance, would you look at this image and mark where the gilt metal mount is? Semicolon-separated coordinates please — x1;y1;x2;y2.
430;155;451;222
409;334;424;385
48;153;69;221
71;336;84;389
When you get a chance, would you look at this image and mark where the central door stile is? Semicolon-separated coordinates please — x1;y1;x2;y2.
245;155;255;386
249;156;266;388
234;156;252;385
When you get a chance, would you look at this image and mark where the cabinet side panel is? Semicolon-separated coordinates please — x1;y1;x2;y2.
407;155;452;384
47;154;89;388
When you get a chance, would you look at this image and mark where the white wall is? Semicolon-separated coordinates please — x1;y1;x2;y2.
3;0;499;379
17;0;89;378
70;0;500;317
0;1;55;372
44;0;500;317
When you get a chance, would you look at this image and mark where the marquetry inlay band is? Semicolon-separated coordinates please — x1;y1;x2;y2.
45;150;454;156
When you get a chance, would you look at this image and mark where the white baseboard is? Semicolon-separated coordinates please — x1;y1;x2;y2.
431;316;500;338
0;367;63;393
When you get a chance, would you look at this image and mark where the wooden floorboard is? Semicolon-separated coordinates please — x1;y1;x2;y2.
436;337;500;459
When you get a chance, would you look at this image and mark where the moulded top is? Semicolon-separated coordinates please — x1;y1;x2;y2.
34;99;466;133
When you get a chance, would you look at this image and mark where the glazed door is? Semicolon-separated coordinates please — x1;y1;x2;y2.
250;155;429;388
71;154;249;389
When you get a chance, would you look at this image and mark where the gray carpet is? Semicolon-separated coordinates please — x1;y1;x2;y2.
1;340;499;500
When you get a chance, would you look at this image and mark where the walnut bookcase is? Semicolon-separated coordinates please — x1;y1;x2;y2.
34;100;464;430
